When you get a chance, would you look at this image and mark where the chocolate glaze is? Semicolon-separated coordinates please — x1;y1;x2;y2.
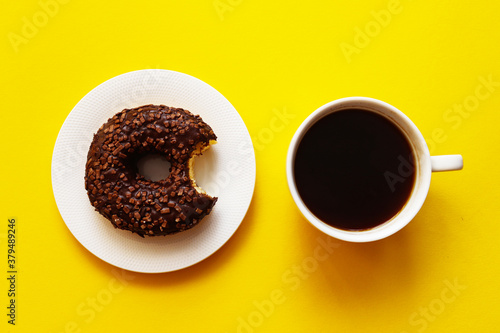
85;104;217;237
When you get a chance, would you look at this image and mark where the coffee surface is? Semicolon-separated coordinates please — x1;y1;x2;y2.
294;109;415;230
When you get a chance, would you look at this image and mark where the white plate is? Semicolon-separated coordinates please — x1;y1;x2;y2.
52;69;256;273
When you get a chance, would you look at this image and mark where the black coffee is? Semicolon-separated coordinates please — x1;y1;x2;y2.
294;109;415;230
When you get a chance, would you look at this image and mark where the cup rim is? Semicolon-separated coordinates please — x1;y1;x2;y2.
286;97;432;242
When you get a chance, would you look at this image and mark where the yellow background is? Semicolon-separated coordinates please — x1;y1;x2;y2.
2;0;500;332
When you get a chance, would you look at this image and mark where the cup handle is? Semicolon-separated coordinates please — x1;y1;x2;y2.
430;155;463;172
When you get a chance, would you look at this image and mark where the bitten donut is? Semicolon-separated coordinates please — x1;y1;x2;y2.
85;104;217;237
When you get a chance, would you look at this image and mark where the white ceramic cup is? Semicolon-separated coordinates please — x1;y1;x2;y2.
286;97;463;242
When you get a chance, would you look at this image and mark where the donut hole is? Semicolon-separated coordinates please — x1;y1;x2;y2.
136;154;171;182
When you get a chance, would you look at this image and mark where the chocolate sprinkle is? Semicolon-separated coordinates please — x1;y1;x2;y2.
85;104;217;237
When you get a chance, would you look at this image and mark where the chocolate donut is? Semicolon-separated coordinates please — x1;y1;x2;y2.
85;104;217;237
